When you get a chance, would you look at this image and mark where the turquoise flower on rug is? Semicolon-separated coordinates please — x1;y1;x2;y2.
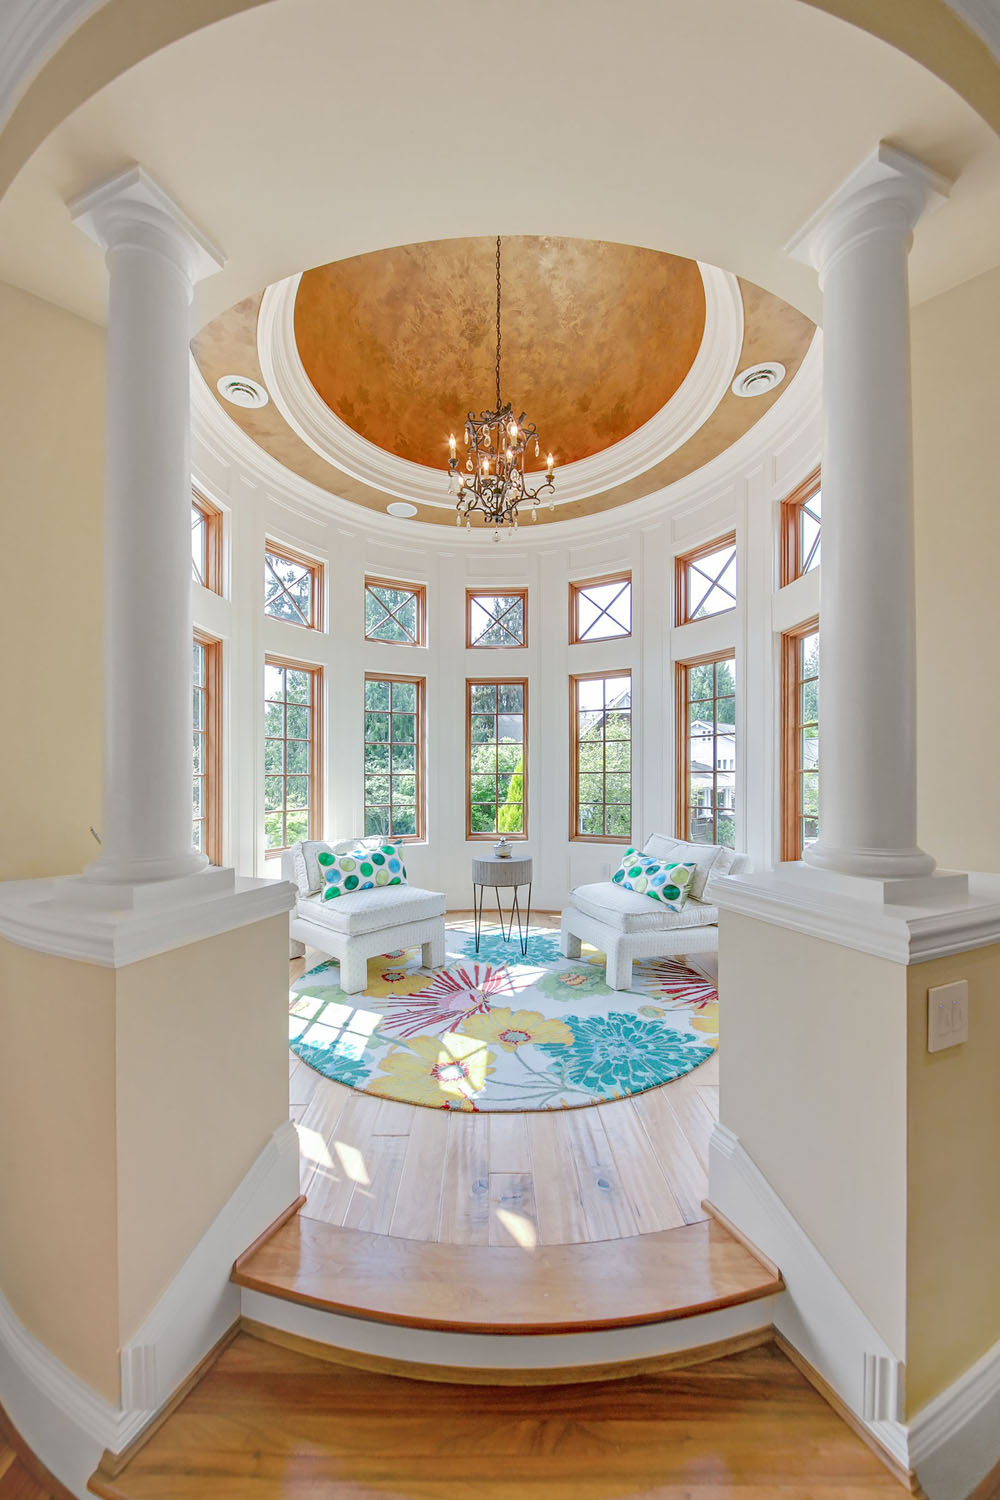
450;927;565;967
535;964;612;1001
293;1036;373;1089
535;1013;714;1096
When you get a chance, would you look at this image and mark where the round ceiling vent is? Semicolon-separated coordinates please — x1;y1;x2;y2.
217;374;269;408
731;362;786;398
386;501;418;518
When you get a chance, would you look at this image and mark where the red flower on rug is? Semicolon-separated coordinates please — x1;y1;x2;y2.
375;962;515;1038
632;957;718;1010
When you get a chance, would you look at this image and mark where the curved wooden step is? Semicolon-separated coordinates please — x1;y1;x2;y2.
233;1209;782;1335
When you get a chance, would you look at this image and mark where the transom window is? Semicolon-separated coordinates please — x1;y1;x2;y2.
364;675;425;841
675;534;737;625
570;672;632;841
467;680;527;838
467;590;527;649
264;542;323;629
191;494;222;594
676;653;737;847
192;632;221;863
569;573;632;644
364;577;426;646
781;621;819;859
264;657;321;855
780;469;822;585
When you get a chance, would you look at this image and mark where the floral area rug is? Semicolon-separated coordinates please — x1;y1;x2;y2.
288;921;718;1113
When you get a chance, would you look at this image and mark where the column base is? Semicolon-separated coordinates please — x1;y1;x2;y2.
83;847;210;884
0;868;296;968
803;840;936;881
793;862;968;906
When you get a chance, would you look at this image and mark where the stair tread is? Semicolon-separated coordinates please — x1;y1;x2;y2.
88;1332;905;1498
232;1210;783;1332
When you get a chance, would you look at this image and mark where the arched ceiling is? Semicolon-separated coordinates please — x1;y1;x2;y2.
292;238;707;470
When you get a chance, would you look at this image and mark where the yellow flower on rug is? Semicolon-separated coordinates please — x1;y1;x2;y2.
364;961;436;998
366;1031;494;1109
689;1000;720;1046
461;1007;573;1054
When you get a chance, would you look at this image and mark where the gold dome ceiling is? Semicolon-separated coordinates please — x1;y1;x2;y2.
293;237;707;469
192;235;817;526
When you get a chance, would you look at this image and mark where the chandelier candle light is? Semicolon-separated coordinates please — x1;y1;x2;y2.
449;237;555;539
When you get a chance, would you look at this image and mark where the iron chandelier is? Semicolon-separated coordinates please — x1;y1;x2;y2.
448;237;555;539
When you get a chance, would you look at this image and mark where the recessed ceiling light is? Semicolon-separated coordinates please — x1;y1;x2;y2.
731;362;786;398
387;501;418;518
217;374;269;408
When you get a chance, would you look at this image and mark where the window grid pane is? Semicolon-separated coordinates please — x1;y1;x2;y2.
264;660;318;852
682;655;736;848
468;681;526;836
572;674;632;839
364;676;424;841
797;630;820;852
193;640;207;853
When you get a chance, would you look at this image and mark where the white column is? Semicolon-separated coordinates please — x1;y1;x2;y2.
788;145;949;881
71;167;224;885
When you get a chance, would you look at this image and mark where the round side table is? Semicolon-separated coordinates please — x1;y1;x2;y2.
471;854;533;956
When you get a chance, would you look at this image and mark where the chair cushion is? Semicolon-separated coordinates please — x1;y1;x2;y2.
642;836;725;902
570;881;718;935
297;885;445;937
300;840;336;894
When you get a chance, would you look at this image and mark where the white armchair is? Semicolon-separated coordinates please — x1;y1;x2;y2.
560;835;750;992
282;839;447;995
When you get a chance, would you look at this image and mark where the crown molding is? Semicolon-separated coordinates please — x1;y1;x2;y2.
0;0;105;131
191;329;822;550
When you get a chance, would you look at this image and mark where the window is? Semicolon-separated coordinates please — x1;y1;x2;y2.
780;469;822;585
264;657;322;855
675;533;737;625
264;542;323;629
781;620;819;859
191;493;222;594
364;675;425;841
364;577;426;646
676;653;737;847
569;573;632;644
467;680;527;838
192;632;222;864
570;672;632;841
467;589;528;649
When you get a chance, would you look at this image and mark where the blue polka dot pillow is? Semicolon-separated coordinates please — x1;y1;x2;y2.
611;848;697;909
318;843;407;900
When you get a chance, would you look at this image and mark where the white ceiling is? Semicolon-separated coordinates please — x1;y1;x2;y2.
0;0;998;333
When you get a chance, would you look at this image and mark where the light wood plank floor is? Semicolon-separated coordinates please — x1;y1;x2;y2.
289;915;718;1248
90;1332;909;1498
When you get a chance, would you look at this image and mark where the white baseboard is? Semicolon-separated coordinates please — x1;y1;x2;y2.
0;1118;300;1492
710;1123;1000;1497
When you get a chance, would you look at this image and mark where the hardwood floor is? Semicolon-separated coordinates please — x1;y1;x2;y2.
0;1406;73;1500
289;919;718;1250
89;1331;908;1498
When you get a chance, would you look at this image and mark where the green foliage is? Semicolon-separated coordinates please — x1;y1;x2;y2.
687;660;736;724
498;756;524;833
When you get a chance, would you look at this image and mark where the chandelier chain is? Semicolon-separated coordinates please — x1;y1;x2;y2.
495;236;502;413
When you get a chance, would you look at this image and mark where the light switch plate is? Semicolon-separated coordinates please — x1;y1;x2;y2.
928;980;969;1053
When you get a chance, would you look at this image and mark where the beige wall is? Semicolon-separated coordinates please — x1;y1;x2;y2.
718;911;909;1354
0;281;103;881
913;264;1000;875
0;938;120;1402
114;914;291;1342
905;942;1000;1414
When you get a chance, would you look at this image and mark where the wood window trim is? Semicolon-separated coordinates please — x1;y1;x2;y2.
466;588;529;650
193;629;222;865
779;467;822;588
364;576;427;648
569;669;633;844
675;649;736;846
465;677;529;841
568;572;633;646
264;540;325;631
192;492;223;596
780;616;820;861
363;672;427;843
674;532;737;627
263;653;324;858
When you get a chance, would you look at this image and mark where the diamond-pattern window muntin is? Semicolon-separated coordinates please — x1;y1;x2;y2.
570;574;632;644
264;544;322;629
467;590;527;648
676;535;737;624
365;578;426;646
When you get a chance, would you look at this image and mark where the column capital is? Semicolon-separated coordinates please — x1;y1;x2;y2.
785;143;951;281
69;164;225;285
